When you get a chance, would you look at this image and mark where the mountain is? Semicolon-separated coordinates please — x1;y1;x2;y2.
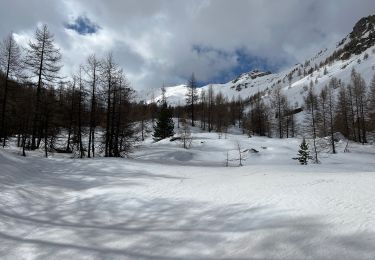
141;15;375;107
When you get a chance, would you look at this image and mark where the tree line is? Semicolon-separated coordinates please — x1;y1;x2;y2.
0;25;141;157
1;24;375;159
178;70;375;156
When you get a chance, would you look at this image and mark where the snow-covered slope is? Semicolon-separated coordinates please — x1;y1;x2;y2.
138;84;188;105
143;15;375;107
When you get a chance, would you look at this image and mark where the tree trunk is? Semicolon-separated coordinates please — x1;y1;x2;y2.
1;68;10;147
66;83;75;152
31;34;45;150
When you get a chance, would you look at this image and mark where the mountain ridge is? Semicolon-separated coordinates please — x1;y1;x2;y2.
140;15;375;107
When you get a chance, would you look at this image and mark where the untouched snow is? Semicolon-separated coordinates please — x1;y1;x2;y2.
1;130;375;259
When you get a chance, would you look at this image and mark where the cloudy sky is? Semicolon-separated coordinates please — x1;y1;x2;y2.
0;0;374;90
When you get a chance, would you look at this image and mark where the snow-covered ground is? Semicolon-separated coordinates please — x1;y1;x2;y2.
1;130;375;259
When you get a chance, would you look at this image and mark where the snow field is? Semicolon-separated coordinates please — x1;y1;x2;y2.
1;131;375;259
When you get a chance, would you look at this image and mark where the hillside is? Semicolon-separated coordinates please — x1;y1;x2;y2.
143;15;375;107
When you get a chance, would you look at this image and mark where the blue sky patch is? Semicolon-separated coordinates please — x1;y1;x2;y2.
65;16;100;35
192;45;291;86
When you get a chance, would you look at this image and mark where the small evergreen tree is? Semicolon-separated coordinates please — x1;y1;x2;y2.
297;138;312;165
153;99;174;141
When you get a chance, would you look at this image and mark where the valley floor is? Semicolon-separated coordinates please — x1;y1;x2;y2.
1;132;375;259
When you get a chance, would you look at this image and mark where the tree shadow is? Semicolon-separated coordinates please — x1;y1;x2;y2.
1;151;374;259
1;152;185;192
0;197;374;259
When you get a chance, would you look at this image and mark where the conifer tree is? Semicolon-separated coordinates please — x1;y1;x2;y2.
185;73;198;126
297;138;311;165
25;24;62;149
0;33;22;147
304;84;319;163
369;75;375;130
153;88;174;141
84;54;100;158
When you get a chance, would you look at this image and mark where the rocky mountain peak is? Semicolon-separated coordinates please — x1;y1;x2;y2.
339;15;375;59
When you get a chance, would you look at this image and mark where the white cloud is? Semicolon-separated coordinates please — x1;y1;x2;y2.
1;0;374;90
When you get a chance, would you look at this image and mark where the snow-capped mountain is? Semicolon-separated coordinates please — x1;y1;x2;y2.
141;15;375;107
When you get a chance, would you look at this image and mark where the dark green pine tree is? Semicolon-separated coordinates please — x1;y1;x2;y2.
297;138;312;165
153;100;175;142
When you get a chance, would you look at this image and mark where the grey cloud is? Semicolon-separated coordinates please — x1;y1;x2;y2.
0;0;374;90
